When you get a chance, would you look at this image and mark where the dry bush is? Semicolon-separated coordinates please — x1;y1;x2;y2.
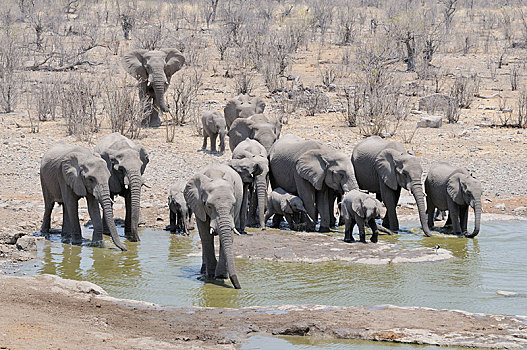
133;22;165;50
233;68;255;95
165;66;203;142
32;74;62;121
0;11;24;113
292;86;330;116
60;74;101;141
516;91;527;128
212;25;232;60
450;74;479;109
510;64;521;91
102;79;145;139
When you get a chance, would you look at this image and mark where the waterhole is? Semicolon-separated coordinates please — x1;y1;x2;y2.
15;221;527;316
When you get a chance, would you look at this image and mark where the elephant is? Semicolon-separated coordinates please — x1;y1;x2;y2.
228;114;281;153
425;162;482;237
122;48;185;127
40;142;126;251
351;136;432;236
201;111;227;153
168;181;193;235
264;187;314;231
224;94;266;129
340;190;383;243
269;134;358;232
94;133;149;242
184;164;243;289
227;139;269;231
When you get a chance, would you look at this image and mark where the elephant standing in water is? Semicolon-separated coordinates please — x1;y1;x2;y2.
228;139;269;231
269;134;357;232
425;162;481;237
351;136;432;236
184;164;243;289
95;133;149;242
122;48;185;127
224;94;266;129
40;142;126;251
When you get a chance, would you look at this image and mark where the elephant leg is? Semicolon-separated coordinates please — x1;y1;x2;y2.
344;218;355;243
447;200;462;235
426;196;435;229
263;210;272;228
62;191;82;244
460;205;469;233
147;103;161;127
210;134;217;152
62;204;71;239
444;213;452;227
284;213;295;229
316;188;331;232
271;214;283;228
124;192;132;236
369;218;379;243
381;186;400;231
247;186;258;227
356;216;367;243
238;184;249;233
296;176;317;231
169;209;177;232
328;190;337;228
87;194;103;243
197;218;216;278
202;135;208;150
41;197;54;234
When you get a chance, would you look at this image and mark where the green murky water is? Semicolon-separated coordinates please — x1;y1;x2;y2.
15;221;527;316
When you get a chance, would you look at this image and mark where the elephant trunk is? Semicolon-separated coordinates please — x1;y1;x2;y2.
465;198;481;238
97;184;127;251
127;171;142;242
217;209;241;289
153;78;169;112
411;182;433;237
255;174;267;230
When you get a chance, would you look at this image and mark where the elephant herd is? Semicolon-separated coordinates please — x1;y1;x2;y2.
38;49;483;290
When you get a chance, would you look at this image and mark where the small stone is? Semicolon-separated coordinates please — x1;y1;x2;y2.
16;235;37;251
417;115;442;128
495;203;506;211
513;206;527;215
328;83;337;92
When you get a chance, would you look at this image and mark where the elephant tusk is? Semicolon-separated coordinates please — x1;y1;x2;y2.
147;81;151;87
124;184;129;190
233;227;241;235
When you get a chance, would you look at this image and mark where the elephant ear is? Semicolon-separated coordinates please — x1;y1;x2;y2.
252;96;266;114
375;149;399;191
229;119;253;144
62;158;87;197
280;197;292;214
122;49;148;81
374;199;383;218
184;174;207;222
161;48;185;77
134;144;149;175
447;174;465;205
296;149;328;191
224;98;240;125
351;197;366;218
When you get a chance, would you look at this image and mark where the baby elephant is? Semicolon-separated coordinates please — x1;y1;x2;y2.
341;190;383;243
202;111;227;153
168;181;193;235
265;188;313;230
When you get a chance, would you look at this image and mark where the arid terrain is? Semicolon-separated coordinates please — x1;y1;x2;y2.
1;0;527;348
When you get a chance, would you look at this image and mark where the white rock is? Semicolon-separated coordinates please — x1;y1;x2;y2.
417;115;442;128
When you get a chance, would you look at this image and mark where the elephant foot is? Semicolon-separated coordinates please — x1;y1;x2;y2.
343;238;354;243
370;237;378;243
200;264;207;275
360;240;367;244
215;274;227;280
318;226;330;233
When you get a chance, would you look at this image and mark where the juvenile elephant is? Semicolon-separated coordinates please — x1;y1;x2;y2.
184;164;243;289
269;134;358;232
264;187;313;231
425;162;482;237
341;190;383;243
40;142;126;251
351;136;432;236
201;111;227;153
224;94;266;129
228;139;269;231
228;114;281;153
168;181;193;235
95;133;149;242
122;48;185;127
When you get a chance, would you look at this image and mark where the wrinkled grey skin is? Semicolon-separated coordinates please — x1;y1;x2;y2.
351;136;432;237
94;133;149;242
264;187;314;231
425;162;482;237
228;139;269;231
201;111;226;153
270;134;358;232
228;114;282;153
224;94;266;129
184;164;243;289
40;142;126;251
168;181;193;235
341;190;383;243
122;49;185;127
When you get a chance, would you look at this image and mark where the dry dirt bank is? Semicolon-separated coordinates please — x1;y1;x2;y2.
0;274;526;350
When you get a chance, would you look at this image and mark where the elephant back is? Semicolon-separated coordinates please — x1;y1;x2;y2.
224;94;266;129
426;162;465;208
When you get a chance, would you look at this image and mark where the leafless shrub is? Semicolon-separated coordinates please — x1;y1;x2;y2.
320;67;338;88
340;86;359;127
60;75;101;141
0;16;24;113
308;0;334;39
200;0;220;28
102;79;145;139
516;91;527;128
212;25;232;60
336;1;356;45
133;22;165;50
292;86;330;116
233;68;255;95
165;67;203;142
445;99;460;123
32;75;62;121
439;0;458;34
450;74;479;109
510;64;520;91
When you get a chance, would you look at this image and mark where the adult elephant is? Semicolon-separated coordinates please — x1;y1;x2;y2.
228;114;281;153
425;162;481;237
95;133;149;242
224;94;265;129
184;164;243;289
122;48;185;127
40;142;126;251
228;139;269;230
269;134;357;232
351;136;432;236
